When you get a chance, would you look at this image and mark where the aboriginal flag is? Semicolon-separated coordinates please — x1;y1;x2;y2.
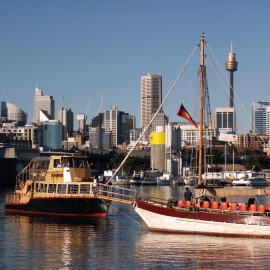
177;103;198;128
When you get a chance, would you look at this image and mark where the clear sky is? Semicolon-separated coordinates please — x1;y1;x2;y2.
0;0;270;133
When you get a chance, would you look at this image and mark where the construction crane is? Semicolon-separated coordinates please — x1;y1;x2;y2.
85;97;92;122
97;94;104;115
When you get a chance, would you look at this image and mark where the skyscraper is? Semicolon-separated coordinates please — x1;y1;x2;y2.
104;105;135;147
76;114;87;136
34;87;55;124
252;101;270;135
215;107;236;135
58;107;74;138
140;73;162;131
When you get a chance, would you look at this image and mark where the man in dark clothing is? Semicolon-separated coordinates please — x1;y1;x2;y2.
184;186;193;201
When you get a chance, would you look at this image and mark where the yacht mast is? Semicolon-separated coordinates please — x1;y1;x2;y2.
198;34;206;186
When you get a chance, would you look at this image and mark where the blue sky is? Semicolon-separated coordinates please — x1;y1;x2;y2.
0;1;270;133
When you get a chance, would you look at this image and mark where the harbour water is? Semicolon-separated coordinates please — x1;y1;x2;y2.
1;185;270;269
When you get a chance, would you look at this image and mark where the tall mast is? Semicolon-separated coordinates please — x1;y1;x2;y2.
198;33;206;186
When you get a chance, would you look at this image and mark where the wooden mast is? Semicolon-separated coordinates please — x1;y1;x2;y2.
198;33;206;186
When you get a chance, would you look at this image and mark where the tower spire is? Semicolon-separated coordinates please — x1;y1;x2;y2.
226;43;238;108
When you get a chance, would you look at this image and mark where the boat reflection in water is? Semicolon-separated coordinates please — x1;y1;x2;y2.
1;202;141;270
2;215;107;270
135;232;270;269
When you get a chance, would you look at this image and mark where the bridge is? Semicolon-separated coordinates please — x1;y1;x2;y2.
94;183;137;205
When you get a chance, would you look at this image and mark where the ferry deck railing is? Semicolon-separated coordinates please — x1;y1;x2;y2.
94;183;137;204
5;182;137;205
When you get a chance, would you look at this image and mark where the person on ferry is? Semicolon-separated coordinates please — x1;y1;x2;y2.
184;186;193;202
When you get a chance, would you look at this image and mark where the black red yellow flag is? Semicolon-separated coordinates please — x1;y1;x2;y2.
177;103;198;128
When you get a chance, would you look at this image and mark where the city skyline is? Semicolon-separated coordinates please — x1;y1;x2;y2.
1;1;270;133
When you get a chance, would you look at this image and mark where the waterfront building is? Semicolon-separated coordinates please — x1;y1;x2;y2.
151;111;168;133
39;120;63;150
77;114;87;137
89;127;113;150
214;107;236;135
252;101;270;135
104;105;135;147
58;107;74;138
218;133;239;145
179;123;214;147
104;105;118;146
0;122;38;148
141;73;162;140
91;113;104;128
34;87;55;124
237;133;267;151
266;107;270;136
1;101;27;126
165;122;181;175
130;128;141;142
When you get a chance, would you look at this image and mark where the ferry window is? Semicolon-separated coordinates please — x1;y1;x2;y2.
80;184;90;194
48;184;57;193
67;184;79;194
39;183;47;193
73;158;80;168
61;158;68;167
38;183;42;192
54;159;61;168
57;184;66;194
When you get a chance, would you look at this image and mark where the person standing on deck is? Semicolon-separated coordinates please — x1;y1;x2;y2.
184;186;193;202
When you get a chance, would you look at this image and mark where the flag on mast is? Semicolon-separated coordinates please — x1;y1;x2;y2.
177;103;198;128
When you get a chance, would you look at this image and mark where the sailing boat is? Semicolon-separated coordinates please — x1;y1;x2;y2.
134;34;270;237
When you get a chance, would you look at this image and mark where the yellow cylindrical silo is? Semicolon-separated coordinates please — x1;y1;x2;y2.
150;131;165;172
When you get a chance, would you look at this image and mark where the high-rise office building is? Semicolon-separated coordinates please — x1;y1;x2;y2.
252;101;270;135
140;73;162;131
104;105;118;146
89;127;113;150
58;108;74;138
77;114;87;136
151;111;168;133
34;87;55;124
215;107;236;135
104;105;135;147
91;113;104;128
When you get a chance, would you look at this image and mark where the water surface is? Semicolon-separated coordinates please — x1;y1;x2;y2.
1;185;270;269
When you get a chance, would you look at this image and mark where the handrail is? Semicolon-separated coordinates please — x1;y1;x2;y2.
5;182;138;205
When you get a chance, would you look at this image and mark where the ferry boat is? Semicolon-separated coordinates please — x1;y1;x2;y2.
4;154;110;217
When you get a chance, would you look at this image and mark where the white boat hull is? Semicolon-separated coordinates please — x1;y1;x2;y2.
135;206;270;237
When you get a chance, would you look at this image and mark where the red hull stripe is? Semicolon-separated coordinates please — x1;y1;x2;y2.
5;208;107;218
